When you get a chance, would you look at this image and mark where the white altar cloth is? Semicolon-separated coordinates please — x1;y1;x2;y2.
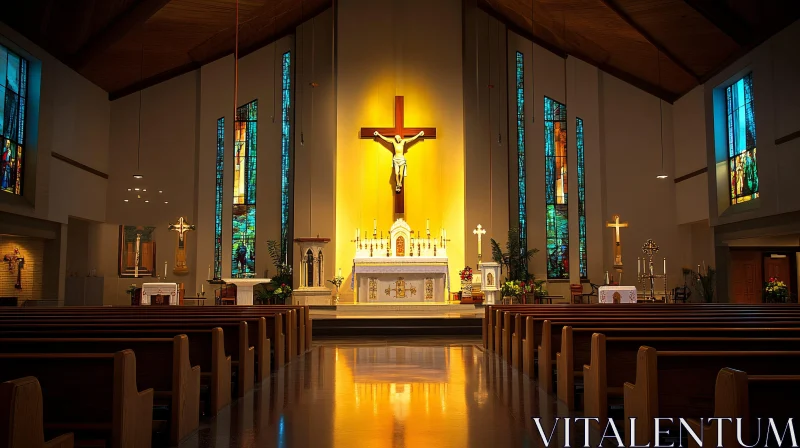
141;283;179;305
221;278;271;305
598;286;637;304
353;258;449;303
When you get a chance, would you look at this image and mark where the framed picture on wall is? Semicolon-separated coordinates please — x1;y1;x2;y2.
118;225;156;278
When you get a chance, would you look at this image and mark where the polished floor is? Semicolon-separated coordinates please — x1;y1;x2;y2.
179;337;592;448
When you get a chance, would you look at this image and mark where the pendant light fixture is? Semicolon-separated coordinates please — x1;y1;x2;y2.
656;49;668;180
133;38;144;180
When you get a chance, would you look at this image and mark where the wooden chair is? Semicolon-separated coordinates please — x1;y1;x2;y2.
216;284;237;305
570;284;584;304
672;285;690;303
131;288;142;306
581;283;600;304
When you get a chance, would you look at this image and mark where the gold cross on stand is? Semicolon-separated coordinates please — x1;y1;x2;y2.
473;224;486;265
605;214;628;268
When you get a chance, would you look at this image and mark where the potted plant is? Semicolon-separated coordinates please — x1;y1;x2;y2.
533;280;548;300
255;240;294;304
764;277;789;303
501;281;522;304
490;226;538;282
125;284;139;306
459;266;479;303
682;265;716;303
327;274;345;304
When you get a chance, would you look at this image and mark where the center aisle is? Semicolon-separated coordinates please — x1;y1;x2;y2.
181;337;588;448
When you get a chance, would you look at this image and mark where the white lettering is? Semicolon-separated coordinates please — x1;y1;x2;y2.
532;418;559;447
574;418;599;447
600;418;624;447
629;417;652;447
706;418;732;448
766;418;798;447
654;418;674;448
735;417;760;448
678;418;703;447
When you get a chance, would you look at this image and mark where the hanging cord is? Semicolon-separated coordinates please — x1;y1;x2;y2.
530;0;535;123
234;0;239;131
563;12;567;106
137;37;144;173
487;17;493;232
658;49;664;173
299;0;305;145
272;7;277;123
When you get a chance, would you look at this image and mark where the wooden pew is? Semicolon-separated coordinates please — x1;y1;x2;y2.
0;351;153;448
0;327;231;417
0;319;255;398
0;377;74;448
687;368;800;448
624;347;800;446
0;336;199;445
560;326;800;411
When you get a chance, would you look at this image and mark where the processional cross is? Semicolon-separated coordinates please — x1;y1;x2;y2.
605;215;628;268
168;217;196;275
359;96;437;217
3;247;24;289
473;224;487;265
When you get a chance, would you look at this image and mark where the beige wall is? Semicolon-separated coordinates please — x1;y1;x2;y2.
335;0;465;301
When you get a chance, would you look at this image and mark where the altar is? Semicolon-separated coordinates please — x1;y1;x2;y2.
141;283;179;305
352;219;449;303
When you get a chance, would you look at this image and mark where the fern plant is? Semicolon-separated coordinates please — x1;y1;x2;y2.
490;225;538;282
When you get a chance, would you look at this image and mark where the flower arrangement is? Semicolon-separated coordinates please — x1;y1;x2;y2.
272;283;293;302
501;280;522;298
459;266;473;282
327;275;345;289
764;277;789;303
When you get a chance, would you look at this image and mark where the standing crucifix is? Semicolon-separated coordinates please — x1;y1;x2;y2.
473;224;486;265
606;214;628;269
3;247;24;289
359;96;437;216
168;217;196;276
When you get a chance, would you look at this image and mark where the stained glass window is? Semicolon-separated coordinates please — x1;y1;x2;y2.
232;100;257;278
726;73;758;205
0;44;28;195
214;117;224;279
544;97;569;279
576;117;587;279
280;51;292;263
515;51;528;265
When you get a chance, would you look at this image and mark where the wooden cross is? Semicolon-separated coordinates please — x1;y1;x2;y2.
605;214;628;268
3;247;24;289
359;96;437;216
473;224;486;265
169;217;195;276
168;217;195;249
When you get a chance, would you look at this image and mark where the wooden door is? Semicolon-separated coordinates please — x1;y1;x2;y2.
764;256;792;291
730;250;762;303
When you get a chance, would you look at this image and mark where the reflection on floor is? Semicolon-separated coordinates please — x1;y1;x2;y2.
179;337;591;448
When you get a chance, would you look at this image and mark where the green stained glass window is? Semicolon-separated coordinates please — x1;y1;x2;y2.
0;44;28;195
515;51;528;265
576;117;587;279
232;100;257;278
544;97;569;279
280;51;292;263
214;117;224;279
726;73;759;205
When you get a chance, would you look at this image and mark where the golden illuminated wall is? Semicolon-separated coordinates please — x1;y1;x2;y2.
336;0;465;298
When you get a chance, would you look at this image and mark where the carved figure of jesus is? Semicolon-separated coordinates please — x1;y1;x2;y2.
373;130;424;193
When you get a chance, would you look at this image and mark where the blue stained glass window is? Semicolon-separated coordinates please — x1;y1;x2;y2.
726;73;758;205
544;97;569;279
0;44;28;195
280;51;292;263
515;51;528;265
214;117;224;279
232;100;257;278
576;117;587;279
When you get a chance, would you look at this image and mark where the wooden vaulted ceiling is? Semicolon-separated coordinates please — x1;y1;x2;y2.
1;0;798;102
482;0;800;102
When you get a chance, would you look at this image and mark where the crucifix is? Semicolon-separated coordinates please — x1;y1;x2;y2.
606;214;628;269
473;224;487;266
359;96;437;217
168;217;196;276
3;247;24;289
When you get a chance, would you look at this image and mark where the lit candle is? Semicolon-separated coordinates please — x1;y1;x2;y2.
663;258;666;275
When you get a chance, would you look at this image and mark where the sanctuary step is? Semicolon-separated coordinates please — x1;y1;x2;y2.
312;316;482;337
311;303;479;312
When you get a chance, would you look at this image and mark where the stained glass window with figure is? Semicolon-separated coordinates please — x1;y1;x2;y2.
544;97;569;279
726;73;759;205
0;44;28;195
232;100;257;278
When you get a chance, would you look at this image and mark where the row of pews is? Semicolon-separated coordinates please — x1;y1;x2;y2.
0;305;312;448
484;303;800;447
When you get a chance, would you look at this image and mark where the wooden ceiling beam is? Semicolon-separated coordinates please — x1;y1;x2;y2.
682;0;752;46
69;0;174;69
598;0;700;83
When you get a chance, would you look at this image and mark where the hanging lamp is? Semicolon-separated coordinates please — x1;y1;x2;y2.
133;37;144;180
656;49;668;179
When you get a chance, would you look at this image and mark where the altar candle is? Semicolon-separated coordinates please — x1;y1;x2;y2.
637;258;640;276
201;283;204;294
373;219;377;232
355;229;358;240
208;264;211;280
164;261;167;278
427;219;430;231
663;258;666;274
339;267;342;277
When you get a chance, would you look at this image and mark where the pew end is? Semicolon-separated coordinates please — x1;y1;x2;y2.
0;376;75;448
623;346;658;446
556;326;574;410
582;333;608;424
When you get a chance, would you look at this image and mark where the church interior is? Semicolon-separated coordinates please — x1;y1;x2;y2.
1;0;800;447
